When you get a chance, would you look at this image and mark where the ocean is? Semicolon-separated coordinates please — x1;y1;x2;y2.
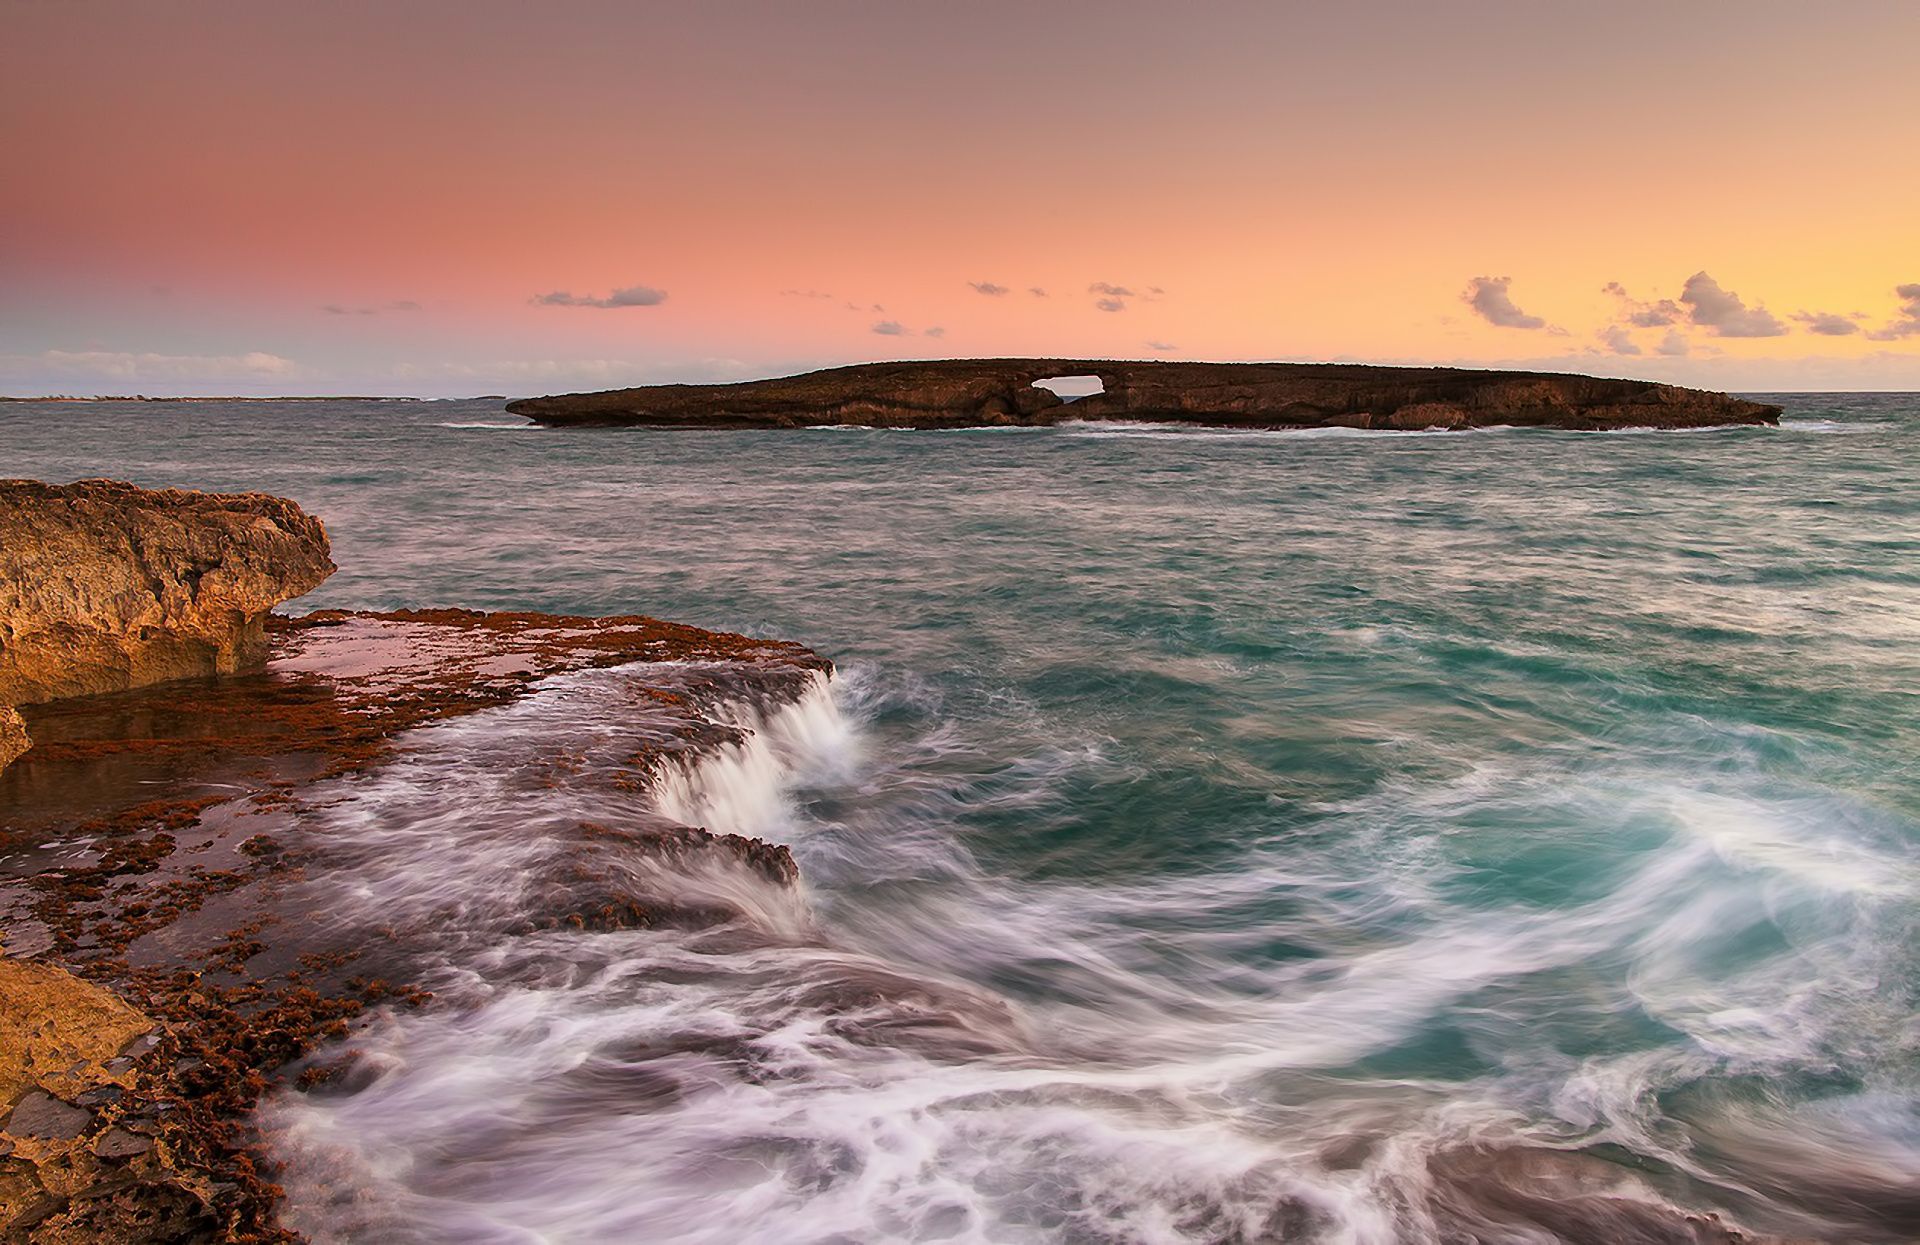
3;394;1916;1242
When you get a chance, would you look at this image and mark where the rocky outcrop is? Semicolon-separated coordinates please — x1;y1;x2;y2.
3;604;830;1239
0;479;334;771
506;358;1783;431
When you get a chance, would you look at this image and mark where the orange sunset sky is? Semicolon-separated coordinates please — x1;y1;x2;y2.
3;1;1918;396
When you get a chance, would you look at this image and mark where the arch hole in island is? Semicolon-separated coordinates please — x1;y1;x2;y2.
1030;375;1105;403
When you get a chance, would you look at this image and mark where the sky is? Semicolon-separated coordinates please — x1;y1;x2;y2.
3;0;1918;397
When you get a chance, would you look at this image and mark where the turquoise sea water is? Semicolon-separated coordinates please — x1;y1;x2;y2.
3;395;1917;1242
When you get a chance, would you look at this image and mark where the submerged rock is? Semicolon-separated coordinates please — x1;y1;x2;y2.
506;358;1784;431
0;478;335;771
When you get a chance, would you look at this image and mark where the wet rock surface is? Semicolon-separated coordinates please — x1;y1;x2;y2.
0;479;336;773
1;606;830;1240
507;358;1783;431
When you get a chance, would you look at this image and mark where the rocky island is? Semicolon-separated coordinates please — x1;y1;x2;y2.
506;359;1783;431
0;479;828;1240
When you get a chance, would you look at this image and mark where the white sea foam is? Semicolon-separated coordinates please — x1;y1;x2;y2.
257;657;1920;1244
1779;417;1877;433
651;670;859;838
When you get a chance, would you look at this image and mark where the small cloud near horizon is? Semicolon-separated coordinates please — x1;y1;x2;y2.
1463;276;1547;330
1028;287;1048;298
1866;283;1920;340
5;348;302;384
1598;325;1641;355
1678;272;1787;337
531;285;667;309
924;326;946;338
1145;340;1177;352
1794;310;1862;336
968;281;1009;296
781;288;835;300
1656;330;1691;356
871;320;908;335
1602;282;1681;327
322;300;421;316
1089;281;1154;313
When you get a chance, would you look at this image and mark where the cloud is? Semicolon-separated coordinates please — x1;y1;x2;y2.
781;288;835;300
2;349;303;389
871;320;908;335
322;300;421;316
1678;271;1787;337
1598;325;1641;356
531;285;668;308
1794;310;1862;336
1602;282;1681;327
1028;287;1048;298
1462;276;1547;330
969;281;1009;297
1094;297;1126;313
1866;283;1920;340
1145;340;1177;352
1089;282;1137;298
923;326;946;338
1655;330;1690;357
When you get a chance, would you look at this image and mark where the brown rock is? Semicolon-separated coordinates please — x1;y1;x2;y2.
0;955;151;1106
0;705;25;771
0;478;335;770
505;358;1784;432
2;1093;91;1142
90;1128;151;1160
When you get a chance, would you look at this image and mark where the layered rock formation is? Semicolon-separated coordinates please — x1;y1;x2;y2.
3;605;831;1239
2;474;832;1239
0;479;335;770
506;358;1783;431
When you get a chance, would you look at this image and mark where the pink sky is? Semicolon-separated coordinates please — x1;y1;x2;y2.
4;1;1918;395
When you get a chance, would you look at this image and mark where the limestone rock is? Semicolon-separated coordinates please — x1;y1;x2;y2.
0;478;334;770
0;706;25;771
506;358;1784;432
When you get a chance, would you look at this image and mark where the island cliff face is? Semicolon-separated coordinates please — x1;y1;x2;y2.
0;479;335;770
505;359;1783;431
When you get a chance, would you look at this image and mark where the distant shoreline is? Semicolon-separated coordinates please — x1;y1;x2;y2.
0;395;434;404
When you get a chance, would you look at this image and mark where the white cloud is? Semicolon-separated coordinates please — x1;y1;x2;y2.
1598;325;1641;355
531;285;668;308
1602;282;1682;327
4;349;301;383
1678;271;1788;337
1462;276;1548;330
1793;310;1862;336
1866;283;1920;341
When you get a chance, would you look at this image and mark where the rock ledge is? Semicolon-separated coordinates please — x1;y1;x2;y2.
0;479;335;770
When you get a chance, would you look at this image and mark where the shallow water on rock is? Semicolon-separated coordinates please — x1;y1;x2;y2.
3;394;1918;1242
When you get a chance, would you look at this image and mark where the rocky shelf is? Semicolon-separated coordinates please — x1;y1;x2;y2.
505;359;1783;432
0;479;828;1240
